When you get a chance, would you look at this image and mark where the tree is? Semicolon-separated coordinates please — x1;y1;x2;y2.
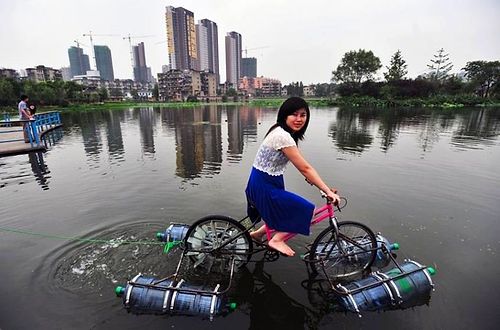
332;49;382;84
0;78;17;106
427;48;453;82
98;87;108;101
64;81;83;101
463;60;500;98
152;83;159;101
130;89;139;100
226;88;237;97
384;50;408;81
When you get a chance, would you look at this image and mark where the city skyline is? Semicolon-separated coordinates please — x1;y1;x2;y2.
1;0;499;84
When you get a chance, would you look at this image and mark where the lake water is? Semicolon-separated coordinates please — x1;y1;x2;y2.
1;105;499;329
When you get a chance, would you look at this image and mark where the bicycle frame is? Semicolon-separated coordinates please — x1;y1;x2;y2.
264;200;337;243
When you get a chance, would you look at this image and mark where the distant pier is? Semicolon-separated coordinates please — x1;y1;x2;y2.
0;111;62;157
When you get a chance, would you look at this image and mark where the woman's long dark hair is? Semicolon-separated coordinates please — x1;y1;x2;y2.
265;97;310;143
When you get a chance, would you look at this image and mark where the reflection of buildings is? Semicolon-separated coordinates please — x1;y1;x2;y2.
80;112;103;160
161;106;223;179
138;108;156;155
226;106;258;161
102;110;125;161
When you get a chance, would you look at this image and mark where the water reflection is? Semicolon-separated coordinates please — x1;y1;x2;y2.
330;108;500;154
452;108;500;149
56;107;500;182
227;106;259;162
330;109;374;153
102;110;125;162
138;107;156;155
161;106;222;179
28;151;50;190
80;111;103;161
0;151;51;190
234;262;317;329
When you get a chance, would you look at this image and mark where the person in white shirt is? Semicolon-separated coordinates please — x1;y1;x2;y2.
245;97;339;256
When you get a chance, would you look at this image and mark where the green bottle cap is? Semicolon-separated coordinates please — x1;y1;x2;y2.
391;242;400;250
156;232;163;240
229;302;237;310
115;286;125;296
426;267;436;276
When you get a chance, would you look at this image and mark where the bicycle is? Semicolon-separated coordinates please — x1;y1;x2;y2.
182;191;378;281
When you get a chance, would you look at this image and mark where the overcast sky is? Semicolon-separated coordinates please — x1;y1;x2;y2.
1;0;499;84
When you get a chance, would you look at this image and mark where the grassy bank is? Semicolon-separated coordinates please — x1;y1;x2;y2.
2;96;499;115
328;95;500;108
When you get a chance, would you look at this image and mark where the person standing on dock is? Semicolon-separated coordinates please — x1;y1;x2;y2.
18;95;33;143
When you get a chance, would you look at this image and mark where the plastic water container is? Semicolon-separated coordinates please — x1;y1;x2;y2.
313;234;399;269
157;223;190;243
117;274;175;314
313;238;375;266
336;273;396;312
372;234;400;268
337;260;436;314
383;259;435;309
115;274;236;319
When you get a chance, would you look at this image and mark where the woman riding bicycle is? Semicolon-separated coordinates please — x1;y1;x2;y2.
245;97;339;257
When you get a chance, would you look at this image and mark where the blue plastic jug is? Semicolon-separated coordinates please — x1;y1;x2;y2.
372;234;400;268
157;223;190;243
115;274;236;319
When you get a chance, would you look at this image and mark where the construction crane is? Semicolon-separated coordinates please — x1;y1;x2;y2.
82;31;119;69
123;34;155;76
73;39;88;48
242;46;269;58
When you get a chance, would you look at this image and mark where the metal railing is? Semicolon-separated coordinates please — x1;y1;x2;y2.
0;111;61;148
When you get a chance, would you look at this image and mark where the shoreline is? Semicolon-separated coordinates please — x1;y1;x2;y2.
1;97;499;114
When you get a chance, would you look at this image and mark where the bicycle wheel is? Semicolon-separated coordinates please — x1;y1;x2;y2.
309;221;377;280
184;215;253;272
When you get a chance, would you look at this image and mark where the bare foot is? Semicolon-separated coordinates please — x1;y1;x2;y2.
269;240;295;256
250;231;265;241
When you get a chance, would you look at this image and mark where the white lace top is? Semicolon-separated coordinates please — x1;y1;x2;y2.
253;126;297;176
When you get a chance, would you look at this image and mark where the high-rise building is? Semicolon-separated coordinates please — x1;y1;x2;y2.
165;6;198;71
94;45;114;81
196;19;220;84
68;46;90;77
241;57;257;78
225;31;242;88
133;42;152;83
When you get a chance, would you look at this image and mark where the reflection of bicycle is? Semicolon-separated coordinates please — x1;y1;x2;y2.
183;192;378;281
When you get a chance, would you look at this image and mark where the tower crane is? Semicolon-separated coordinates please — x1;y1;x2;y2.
73;39;89;48
122;34;155;76
82;31;119;69
242;46;269;58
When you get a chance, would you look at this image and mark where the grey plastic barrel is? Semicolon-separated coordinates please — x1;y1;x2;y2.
157;223;190;242
337;260;436;313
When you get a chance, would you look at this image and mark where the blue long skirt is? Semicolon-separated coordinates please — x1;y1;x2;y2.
245;167;314;235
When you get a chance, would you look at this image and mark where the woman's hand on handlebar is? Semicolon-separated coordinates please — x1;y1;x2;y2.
326;189;340;205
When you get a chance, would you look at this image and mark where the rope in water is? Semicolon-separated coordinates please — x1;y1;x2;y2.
0;226;166;246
